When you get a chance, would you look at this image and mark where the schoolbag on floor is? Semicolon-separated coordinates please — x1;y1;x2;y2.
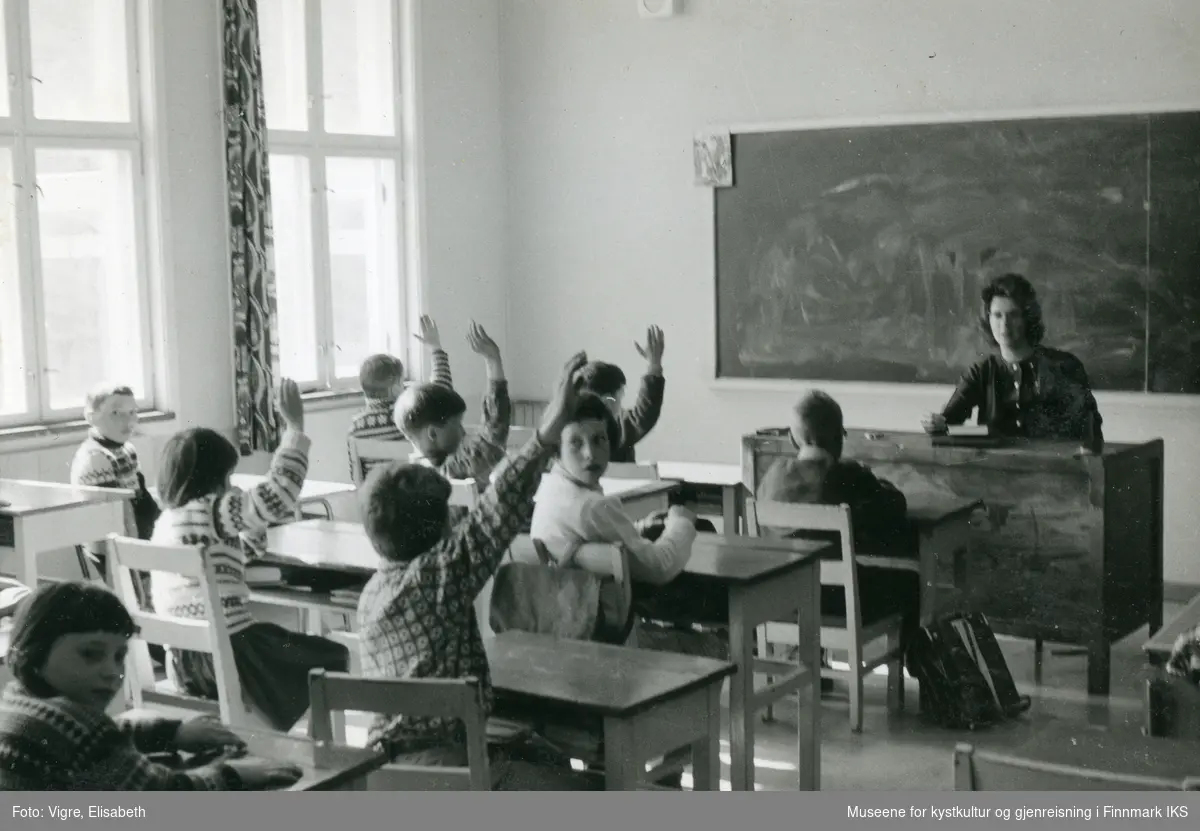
905;612;1032;730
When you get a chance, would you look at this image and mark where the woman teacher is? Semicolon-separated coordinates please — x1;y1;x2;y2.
923;273;1104;448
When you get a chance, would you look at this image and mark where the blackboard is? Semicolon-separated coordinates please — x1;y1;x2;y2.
714;111;1200;393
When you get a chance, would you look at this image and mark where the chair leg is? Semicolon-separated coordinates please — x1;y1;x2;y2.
758;628;775;723
886;632;904;715
1033;637;1044;686
849;644;864;733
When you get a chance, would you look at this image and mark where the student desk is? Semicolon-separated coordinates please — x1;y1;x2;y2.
222;726;384;790
656;462;745;536
485;631;735;791
743;430;1165;700
599;478;678;522
228;473;357;520
652;534;827;792
0;479;132;587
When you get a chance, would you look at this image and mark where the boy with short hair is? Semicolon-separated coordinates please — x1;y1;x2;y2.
758;390;920;670
396;321;511;491
355;351;599;790
347;315;453;481
578;325;666;463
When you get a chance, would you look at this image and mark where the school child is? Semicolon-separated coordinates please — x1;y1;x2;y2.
348;314;454;481
577;325;666;463
150;380;348;733
356;352;600;790
0;581;301;790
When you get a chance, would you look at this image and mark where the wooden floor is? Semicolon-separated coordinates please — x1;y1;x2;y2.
313;601;1184;791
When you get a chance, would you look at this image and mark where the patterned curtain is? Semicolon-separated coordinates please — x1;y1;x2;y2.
223;0;281;455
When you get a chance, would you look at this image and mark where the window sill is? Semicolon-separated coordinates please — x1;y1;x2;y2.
0;410;178;452
300;388;363;412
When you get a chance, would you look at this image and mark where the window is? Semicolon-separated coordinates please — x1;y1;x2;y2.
260;0;404;392
0;0;152;425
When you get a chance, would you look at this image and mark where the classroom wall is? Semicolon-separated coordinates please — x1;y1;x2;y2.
497;0;1200;584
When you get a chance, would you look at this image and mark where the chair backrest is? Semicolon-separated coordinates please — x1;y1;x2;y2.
750;499;861;631
604;462;659;480
308;669;490;791
953;743;1200;791
106;535;248;726
350;437;417;486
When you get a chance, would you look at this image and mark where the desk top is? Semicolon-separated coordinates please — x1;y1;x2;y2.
1145;591;1200;661
230;474;356;501
486;631;734;718
0;479;132;516
656;462;742;487
1007;720;1200;782
600;478;678;501
263;521;380;574
681;534;826;585
224;727;384;791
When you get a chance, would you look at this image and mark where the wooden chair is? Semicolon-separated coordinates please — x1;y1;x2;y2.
309;669;490;790
954;743;1200;790
106;535;272;731
750;499;906;732
603;462;659;480
349;437;417;487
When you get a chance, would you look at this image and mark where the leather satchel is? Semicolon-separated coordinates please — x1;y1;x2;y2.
489;540;630;644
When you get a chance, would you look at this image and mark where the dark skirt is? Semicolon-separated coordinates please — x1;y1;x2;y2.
167;621;349;732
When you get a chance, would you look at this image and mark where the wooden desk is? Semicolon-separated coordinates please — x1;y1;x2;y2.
229;474;356;520
743;429;1165;699
600;478;677;522
263;520;380;574
234;727;384;790
0;479;131;586
657;462;745;537
667;534;826;792
486;631;734;791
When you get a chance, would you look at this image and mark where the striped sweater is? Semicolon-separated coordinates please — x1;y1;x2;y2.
0;682;238;790
149;430;310;635
347;348;453;480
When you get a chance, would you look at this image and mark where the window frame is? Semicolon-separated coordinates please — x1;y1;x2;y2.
265;0;407;395
0;0;156;428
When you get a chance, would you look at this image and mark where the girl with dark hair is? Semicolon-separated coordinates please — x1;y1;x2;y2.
149;380;348;734
923;274;1104;448
0;581;301;790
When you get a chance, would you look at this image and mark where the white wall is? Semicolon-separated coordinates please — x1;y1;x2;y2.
497;0;1200;583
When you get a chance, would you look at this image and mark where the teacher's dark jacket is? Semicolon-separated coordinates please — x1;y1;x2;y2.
942;347;1103;443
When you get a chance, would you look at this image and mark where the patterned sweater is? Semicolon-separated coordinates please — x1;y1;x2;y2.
415;379;512;488
149;430;310;635
0;682;238;790
347;348;453;480
69;431;147;540
610;372;665;464
357;434;553;755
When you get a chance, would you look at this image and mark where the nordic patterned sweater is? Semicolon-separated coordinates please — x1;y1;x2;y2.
149;430;310;635
357;435;552;756
0;683;239;790
347;348;453;480
69;431;142;541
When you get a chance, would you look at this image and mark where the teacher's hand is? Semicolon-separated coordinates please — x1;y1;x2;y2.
921;413;947;435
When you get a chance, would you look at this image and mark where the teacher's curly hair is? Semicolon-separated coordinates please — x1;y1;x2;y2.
978;273;1046;347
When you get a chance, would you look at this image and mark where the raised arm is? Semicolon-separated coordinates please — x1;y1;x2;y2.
438;323;511;480
415;314;454;390
213;381;310;539
621;325;666;445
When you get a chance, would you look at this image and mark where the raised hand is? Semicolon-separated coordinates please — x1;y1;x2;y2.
414;314;441;350
467;321;501;362
278;378;304;432
538;351;589;446
634;325;665;372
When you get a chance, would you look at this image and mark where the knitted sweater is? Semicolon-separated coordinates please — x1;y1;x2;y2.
0;682;238;790
70;430;159;540
347;348;453;480
357;435;552;755
149;430;310;635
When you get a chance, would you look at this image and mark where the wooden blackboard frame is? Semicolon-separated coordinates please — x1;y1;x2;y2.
704;101;1200;401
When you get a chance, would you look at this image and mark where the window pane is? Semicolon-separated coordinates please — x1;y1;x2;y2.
321;0;395;136
259;0;308;131
35;148;145;410
0;148;28;415
326;157;399;379
0;11;9;117
29;0;131;123
269;154;319;383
